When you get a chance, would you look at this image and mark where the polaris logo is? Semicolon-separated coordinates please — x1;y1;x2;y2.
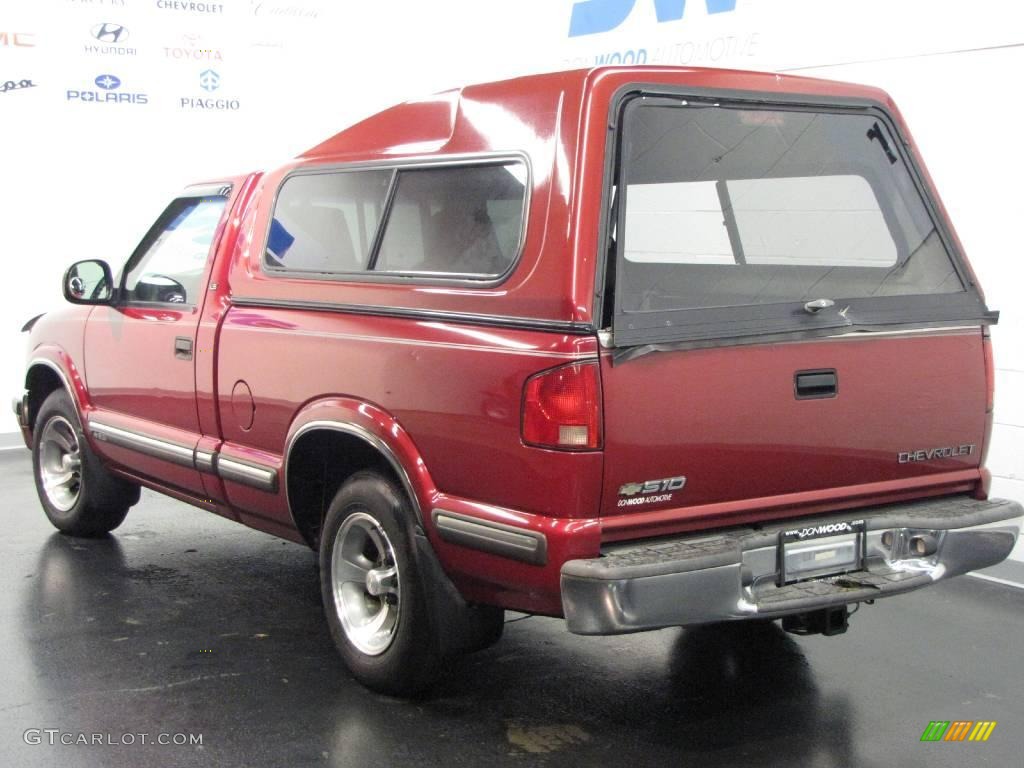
786;521;864;540
898;444;975;464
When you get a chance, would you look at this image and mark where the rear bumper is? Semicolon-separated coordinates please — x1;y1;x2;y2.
561;496;1023;635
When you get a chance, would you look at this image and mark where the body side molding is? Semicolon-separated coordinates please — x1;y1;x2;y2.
88;421;279;492
215;455;278;492
90;421;195;468
432;508;548;565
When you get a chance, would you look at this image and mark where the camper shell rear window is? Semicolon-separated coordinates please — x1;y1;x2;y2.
608;93;992;347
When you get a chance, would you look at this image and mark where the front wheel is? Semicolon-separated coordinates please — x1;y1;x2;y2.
32;389;139;536
319;471;444;696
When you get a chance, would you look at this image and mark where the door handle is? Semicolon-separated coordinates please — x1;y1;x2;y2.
795;369;837;399
174;336;194;361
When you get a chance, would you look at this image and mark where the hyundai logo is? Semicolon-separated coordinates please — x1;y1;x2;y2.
95;74;121;91
91;23;129;44
199;69;220;92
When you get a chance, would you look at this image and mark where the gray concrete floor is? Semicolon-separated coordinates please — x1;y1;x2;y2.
1;449;1022;767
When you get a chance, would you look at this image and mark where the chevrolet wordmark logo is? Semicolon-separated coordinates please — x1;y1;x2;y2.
920;720;997;742
898;444;975;464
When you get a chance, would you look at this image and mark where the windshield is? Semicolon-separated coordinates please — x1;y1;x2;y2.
612;97;983;346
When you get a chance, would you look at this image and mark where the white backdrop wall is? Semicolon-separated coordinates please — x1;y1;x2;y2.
1;0;1021;503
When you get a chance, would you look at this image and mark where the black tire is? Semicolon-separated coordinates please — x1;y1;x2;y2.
31;389;139;536
319;471;443;696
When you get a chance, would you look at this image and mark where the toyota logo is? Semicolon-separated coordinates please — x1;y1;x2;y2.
91;23;129;44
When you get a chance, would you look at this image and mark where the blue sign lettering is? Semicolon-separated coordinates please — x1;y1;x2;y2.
569;0;738;37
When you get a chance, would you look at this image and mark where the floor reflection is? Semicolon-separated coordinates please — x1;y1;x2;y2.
664;622;857;761
18;532;856;767
31;533;129;618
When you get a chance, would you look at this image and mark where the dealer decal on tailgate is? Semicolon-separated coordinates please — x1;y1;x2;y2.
616;476;686;507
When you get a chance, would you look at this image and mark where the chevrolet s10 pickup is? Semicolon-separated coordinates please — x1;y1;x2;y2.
16;66;1023;694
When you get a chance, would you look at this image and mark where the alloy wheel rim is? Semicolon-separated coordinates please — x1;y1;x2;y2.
331;511;401;656
39;416;82;512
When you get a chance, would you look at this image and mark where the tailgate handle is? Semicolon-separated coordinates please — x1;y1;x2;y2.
174;336;194;361
795;370;837;399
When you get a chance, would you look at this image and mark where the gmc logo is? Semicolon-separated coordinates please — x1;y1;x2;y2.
569;0;738;37
0;32;35;47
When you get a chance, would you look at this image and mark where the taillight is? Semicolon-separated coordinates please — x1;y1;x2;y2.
983;328;995;413
521;361;602;450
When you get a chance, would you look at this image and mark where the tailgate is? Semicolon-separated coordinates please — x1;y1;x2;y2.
599;329;987;520
598;90;996;533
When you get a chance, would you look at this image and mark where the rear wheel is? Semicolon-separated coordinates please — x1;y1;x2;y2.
32;389;139;536
320;471;443;696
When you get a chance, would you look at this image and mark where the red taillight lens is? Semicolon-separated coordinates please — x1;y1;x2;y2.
983;330;995;413
521;362;602;450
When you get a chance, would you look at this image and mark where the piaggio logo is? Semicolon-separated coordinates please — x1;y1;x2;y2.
920;721;997;742
199;69;220;92
569;0;738;37
180;69;239;111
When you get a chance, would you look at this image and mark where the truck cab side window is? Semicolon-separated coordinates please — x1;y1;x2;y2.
374;163;527;279
264;162;527;283
123;196;227;305
266;170;391;273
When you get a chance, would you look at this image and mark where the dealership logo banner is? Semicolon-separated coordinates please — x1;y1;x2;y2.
85;23;136;56
569;0;738;37
165;33;223;62
155;1;224;14
67;73;148;105
0;32;35;47
1;79;37;95
180;69;239;111
920;721;997;742
92;23;129;44
250;1;322;19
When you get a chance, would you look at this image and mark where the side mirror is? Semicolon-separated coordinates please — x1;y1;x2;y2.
63;260;114;305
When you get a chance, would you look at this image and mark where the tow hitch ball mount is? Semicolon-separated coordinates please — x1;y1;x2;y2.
782;606;851;636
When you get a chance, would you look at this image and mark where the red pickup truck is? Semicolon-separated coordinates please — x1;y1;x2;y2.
16;66;1023;695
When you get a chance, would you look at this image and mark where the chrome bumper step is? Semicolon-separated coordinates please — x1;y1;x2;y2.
561;495;1023;635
